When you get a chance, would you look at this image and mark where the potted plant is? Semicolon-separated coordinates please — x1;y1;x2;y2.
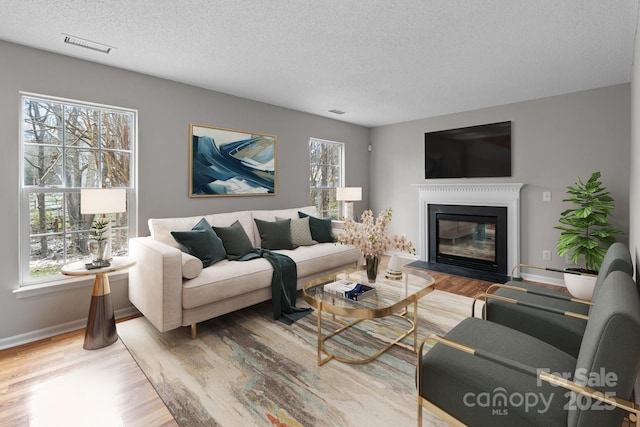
336;208;415;282
88;218;111;266
555;172;622;299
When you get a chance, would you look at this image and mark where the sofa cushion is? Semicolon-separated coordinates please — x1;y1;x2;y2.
149;214;209;248
251;206;317;244
182;242;360;309
273;243;360;277
213;220;255;260
298;211;334;243
254;218;296;250
170;218;226;267
148;210;257;248
182;258;274;309
276;215;315;246
205;211;257;247
181;252;203;279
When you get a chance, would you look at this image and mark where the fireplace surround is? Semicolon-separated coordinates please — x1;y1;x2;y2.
414;183;524;278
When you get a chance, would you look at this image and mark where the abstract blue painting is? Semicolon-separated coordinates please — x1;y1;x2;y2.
189;124;277;197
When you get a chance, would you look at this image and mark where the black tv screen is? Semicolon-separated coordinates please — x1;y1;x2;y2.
425;121;512;179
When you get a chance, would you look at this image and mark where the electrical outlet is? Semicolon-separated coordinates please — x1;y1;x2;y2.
542;250;551;261
542;191;552;202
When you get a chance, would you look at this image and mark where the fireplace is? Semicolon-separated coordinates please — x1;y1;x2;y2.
429;204;507;274
414;182;524;280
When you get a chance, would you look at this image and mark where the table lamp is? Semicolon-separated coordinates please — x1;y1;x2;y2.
81;188;127;267
336;187;362;220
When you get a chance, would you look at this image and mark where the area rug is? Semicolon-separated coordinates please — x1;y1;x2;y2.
118;290;478;427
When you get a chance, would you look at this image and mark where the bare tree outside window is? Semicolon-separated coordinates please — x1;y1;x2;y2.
309;138;343;218
21;95;136;285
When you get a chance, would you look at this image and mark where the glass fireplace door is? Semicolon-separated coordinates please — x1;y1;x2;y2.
436;215;497;270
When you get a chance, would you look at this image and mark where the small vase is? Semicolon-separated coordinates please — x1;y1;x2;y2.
365;255;379;283
88;240;109;265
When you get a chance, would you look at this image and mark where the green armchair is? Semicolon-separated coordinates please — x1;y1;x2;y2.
417;270;640;427
473;242;633;356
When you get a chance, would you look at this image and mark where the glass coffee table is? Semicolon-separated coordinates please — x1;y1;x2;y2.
303;267;435;366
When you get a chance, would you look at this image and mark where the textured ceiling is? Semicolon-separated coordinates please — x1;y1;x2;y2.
0;1;638;127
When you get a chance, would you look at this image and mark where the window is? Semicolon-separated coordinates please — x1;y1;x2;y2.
20;94;136;286
309;138;344;218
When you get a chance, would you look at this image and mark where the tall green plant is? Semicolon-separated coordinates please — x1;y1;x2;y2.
555;172;622;272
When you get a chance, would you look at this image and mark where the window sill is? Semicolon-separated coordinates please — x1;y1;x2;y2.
13;271;129;299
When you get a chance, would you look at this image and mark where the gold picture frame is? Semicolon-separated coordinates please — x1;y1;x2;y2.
189;123;277;197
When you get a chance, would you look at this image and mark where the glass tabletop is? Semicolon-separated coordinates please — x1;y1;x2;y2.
303;266;435;318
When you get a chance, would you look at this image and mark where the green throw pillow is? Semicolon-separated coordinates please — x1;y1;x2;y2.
276;216;315;246
298;211;334;243
171;218;226;268
212;220;255;260
254;218;296;250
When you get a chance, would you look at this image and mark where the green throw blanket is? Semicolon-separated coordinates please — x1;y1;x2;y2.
238;249;312;325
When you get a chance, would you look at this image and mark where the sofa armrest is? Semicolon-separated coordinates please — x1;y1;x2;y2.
129;237;184;332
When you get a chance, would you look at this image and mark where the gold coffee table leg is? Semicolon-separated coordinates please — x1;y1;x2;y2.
413;297;418;352
317;302;332;365
316;312;415;365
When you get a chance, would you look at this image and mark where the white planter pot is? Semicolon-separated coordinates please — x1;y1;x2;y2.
563;272;597;300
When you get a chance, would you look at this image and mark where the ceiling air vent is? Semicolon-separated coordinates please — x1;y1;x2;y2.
328;109;346;115
63;34;113;54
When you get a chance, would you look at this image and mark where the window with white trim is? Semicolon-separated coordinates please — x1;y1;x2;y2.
309;138;344;218
20;94;137;286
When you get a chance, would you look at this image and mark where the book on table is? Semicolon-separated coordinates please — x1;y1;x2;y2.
323;279;376;301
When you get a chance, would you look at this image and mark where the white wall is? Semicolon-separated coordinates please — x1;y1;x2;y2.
630;6;640;404
370;85;631;284
0;41;370;345
631;2;640;281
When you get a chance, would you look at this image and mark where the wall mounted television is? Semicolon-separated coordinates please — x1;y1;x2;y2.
425;121;512;179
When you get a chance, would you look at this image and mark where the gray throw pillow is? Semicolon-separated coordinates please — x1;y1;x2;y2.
171;218;226;267
254;218;296;250
276;216;315;246
298;211;334;243
212;220;255;260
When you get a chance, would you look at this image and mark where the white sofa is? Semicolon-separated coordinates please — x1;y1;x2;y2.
128;206;360;337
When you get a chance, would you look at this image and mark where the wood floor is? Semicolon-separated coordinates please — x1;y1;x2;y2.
0;263;602;426
0;317;178;427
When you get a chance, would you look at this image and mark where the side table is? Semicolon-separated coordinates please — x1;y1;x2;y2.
61;256;136;350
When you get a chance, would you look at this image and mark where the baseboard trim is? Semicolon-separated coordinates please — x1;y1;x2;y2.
0;306;140;350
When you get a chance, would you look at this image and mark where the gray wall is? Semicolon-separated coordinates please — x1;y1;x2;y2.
0;41;370;344
370;84;631;283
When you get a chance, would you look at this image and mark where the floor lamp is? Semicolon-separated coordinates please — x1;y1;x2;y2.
336;187;362;220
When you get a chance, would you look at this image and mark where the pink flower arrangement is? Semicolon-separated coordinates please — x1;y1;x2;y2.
337;208;415;258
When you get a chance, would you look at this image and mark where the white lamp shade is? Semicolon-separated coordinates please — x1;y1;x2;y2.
336;187;362;202
81;188;127;214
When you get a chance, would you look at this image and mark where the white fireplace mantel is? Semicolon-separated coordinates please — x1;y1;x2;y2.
413;183;525;274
